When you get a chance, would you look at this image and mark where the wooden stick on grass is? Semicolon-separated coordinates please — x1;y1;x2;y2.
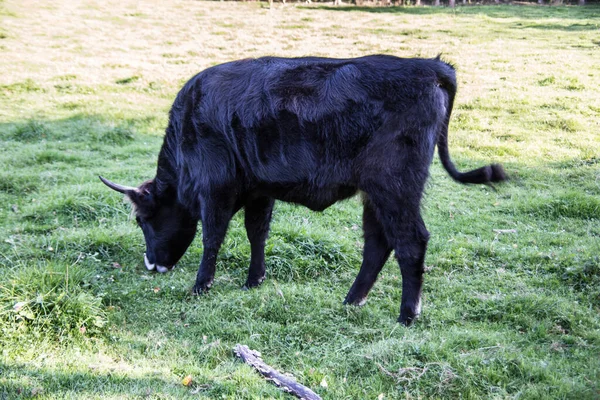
234;344;322;400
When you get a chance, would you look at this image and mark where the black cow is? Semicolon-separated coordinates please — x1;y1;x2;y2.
100;55;505;325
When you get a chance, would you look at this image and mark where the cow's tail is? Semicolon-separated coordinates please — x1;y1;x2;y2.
435;60;506;185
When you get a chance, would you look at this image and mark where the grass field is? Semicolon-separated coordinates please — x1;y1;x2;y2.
1;0;600;398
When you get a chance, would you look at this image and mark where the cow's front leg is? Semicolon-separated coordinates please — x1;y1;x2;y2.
193;199;234;294
243;196;274;289
344;199;392;305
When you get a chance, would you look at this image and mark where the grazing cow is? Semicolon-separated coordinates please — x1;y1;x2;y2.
100;55;505;325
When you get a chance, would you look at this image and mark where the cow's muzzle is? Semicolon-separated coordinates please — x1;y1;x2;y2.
144;253;173;274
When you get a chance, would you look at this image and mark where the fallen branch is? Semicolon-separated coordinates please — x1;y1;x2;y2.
234;344;322;400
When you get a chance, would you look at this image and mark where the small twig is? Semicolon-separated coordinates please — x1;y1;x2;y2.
492;229;517;234
66;253;85;294
490;229;517;253
376;362;398;380
234;344;322;400
376;362;428;383
272;280;285;302
476;345;501;351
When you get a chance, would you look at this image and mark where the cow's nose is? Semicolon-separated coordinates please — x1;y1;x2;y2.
156;265;170;273
144;253;174;273
144;253;156;271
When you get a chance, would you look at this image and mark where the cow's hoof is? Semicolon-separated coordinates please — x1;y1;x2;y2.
398;312;417;327
343;290;369;306
242;276;265;290
343;295;368;306
192;281;213;295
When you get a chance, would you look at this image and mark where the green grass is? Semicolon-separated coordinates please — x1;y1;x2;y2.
1;0;600;398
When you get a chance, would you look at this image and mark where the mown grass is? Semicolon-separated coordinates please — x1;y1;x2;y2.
1;0;599;398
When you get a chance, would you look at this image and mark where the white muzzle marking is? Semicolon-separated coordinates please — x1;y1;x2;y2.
144;253;155;271
144;253;170;273
156;265;169;274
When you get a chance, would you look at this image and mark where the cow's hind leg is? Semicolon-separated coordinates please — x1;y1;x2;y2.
243;196;275;289
344;199;392;306
369;194;429;326
395;214;429;326
193;196;236;295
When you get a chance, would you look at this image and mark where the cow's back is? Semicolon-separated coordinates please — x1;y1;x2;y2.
168;55;453;200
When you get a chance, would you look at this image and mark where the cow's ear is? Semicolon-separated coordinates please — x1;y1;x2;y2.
127;180;156;215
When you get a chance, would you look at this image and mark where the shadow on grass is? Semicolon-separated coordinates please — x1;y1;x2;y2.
0;113;165;144
304;4;600;19
0;114;163;200
513;21;600;30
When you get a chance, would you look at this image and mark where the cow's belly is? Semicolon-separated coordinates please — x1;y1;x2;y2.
255;183;358;211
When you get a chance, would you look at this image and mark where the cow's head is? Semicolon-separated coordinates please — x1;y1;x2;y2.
99;176;197;273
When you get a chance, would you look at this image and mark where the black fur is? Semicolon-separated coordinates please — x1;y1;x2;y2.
101;55;506;325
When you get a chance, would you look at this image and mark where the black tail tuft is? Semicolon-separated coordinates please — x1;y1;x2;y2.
433;59;507;187
453;163;507;184
489;163;507;182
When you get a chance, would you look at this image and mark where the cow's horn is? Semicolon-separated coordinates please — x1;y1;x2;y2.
99;176;136;194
